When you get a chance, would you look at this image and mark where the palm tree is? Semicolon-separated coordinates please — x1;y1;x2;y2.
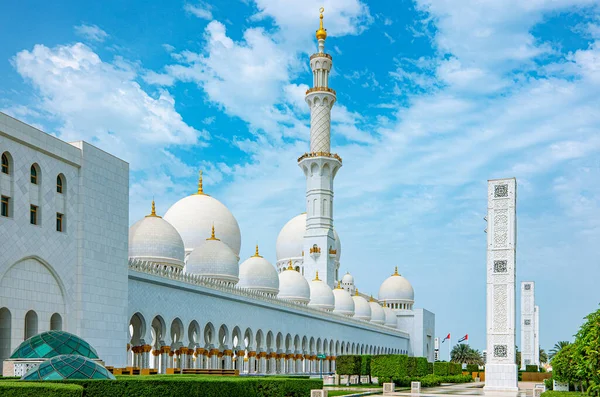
539;348;548;364
451;344;483;365
549;341;570;361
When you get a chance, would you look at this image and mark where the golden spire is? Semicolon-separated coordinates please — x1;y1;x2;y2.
393;266;400;276
336;281;342;289
253;244;262;258
287;260;294;270
369;295;374;302
314;271;320;281
146;199;161;218
206;224;220;241
355;288;359;296
195;170;205;195
316;7;327;40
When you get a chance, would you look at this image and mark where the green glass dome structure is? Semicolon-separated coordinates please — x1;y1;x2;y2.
10;330;99;359
21;355;115;380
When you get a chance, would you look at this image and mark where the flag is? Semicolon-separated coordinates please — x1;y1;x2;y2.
442;333;450;343
458;334;468;343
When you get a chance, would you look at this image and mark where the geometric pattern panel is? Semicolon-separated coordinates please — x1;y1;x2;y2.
494;184;508;197
494;260;507;273
21;354;115;380
10;330;99;359
494;345;508;357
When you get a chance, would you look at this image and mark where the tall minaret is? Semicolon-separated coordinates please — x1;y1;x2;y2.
298;8;342;288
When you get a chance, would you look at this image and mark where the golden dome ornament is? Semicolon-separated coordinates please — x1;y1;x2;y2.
316;7;327;41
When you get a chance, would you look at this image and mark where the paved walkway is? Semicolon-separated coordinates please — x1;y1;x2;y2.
385;382;536;397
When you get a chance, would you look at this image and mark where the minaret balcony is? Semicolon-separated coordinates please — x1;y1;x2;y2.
297;152;342;164
310;53;332;61
305;87;336;96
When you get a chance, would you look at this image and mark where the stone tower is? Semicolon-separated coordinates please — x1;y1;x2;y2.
299;8;342;288
484;178;518;392
521;281;536;369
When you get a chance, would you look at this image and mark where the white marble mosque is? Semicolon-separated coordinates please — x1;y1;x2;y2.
0;11;435;375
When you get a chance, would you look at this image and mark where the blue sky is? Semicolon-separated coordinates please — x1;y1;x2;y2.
2;0;600;359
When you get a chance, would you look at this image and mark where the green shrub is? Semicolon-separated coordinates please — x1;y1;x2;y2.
544;377;554;390
449;362;462;375
407;357;417;377
437;375;473;384
360;355;372;376
371;354;408;383
541;392;587;397
525;365;539;373
336;355;362;375
416;357;429;377
427;362;434;375
20;376;322;397
0;381;83;397
434;362;449;376
466;364;479;373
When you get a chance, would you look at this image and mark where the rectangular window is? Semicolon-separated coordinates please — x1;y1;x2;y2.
56;213;63;232
30;205;38;225
1;196;9;217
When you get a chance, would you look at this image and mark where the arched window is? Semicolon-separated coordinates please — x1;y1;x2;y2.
24;310;38;339
30;165;38;184
56;175;63;193
1;153;8;174
50;313;62;331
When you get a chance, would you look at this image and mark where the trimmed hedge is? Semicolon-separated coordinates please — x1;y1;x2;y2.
407;357;417;377
336;355;362;376
541;392;587;397
391;374;473;388
0;382;83;397
18;376;322;397
466;364;479;373
360;355;371;377
434;362;449;376
449;362;462;375
427;362;434;375
371;354;409;383
525;365;539;373
416;357;429;377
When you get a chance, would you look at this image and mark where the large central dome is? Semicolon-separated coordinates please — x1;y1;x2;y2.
164;174;241;256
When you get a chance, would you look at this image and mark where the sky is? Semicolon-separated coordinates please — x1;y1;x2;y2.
1;0;600;359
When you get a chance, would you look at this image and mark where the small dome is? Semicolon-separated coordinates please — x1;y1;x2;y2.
276;213;340;261
378;267;415;303
352;291;372;321
22;355;115;380
332;283;355;316
278;263;310;304
341;272;354;285
383;304;397;328
238;246;279;295
164;173;241;256
10;330;99;359
129;201;185;268
186;226;239;284
369;298;385;325
308;272;335;311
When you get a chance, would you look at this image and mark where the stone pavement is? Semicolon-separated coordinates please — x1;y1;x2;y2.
384;382;535;397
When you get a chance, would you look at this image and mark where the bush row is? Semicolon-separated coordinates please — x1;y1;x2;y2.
393;374;473;388
541;392;587;397
433;362;462;376
525;365;540;373
336;355;372;376
12;376;322;397
0;381;83;397
466;364;479;373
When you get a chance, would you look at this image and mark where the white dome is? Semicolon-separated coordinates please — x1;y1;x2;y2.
378;267;415;303
332;285;355;317
352;293;372;321
186;229;239;284
129;204;185;268
276;213;341;261
341;272;354;285
238;247;279;295
383;305;397;328
308;273;335;311
278;265;310;304
369;299;385;325
164;187;241;256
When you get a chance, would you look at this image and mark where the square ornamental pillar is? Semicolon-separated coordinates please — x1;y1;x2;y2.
383;383;396;395
310;390;328;397
411;381;421;394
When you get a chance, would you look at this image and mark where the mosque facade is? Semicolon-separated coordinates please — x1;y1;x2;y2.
0;11;435;374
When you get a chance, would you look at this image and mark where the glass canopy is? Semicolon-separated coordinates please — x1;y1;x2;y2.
10;330;99;359
21;355;115;380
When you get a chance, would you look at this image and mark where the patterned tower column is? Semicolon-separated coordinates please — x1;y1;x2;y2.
520;281;535;369
534;305;540;365
299;9;341;288
484;178;518;392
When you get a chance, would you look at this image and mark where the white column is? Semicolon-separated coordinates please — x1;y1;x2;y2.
521;281;535;369
484;178;518;392
534;305;540;365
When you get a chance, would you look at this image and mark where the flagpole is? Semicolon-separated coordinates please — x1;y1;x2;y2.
449;335;451;361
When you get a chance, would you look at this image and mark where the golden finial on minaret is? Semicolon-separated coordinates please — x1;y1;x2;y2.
355;288;359;296
316;7;327;41
206;224;220;241
253;244;262;258
393;266;400;276
336;281;342;289
314;271;320;281
287;260;294;270
195;170;205;195
369;295;374;302
146;199;161;218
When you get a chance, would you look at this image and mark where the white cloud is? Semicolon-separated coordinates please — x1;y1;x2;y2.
184;2;213;20
74;24;109;42
383;32;395;44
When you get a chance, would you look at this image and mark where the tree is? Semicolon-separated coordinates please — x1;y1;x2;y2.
450;344;483;365
573;307;600;395
549;341;570;361
516;346;521;366
539;348;548;364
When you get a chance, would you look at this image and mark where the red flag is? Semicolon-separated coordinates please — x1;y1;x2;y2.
458;334;468;343
442;333;450;343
